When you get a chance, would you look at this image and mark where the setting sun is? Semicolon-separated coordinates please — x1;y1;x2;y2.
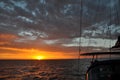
35;56;45;60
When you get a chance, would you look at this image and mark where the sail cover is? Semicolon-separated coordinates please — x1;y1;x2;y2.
112;36;120;49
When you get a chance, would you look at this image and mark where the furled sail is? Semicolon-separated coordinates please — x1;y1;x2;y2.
112;36;120;49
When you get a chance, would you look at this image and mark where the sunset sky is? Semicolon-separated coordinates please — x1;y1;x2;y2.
0;0;120;60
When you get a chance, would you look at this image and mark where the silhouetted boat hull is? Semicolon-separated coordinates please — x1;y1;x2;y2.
86;59;120;80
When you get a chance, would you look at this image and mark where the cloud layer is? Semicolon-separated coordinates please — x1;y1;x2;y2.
0;0;120;59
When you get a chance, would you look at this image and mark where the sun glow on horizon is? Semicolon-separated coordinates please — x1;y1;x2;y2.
35;56;45;60
0;47;79;60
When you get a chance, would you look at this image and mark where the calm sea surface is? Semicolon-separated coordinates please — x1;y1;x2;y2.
0;59;90;80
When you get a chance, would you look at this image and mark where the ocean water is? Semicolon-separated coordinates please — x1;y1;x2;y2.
0;59;90;80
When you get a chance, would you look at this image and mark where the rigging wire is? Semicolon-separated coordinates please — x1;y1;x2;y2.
78;0;83;73
103;0;108;52
111;1;120;50
108;0;112;52
107;0;114;58
87;0;101;59
114;2;119;26
114;0;119;33
94;0;101;59
103;0;113;53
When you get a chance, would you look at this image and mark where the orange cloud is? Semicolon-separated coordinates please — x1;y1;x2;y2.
0;34;81;59
0;42;10;45
0;33;18;46
0;34;17;40
0;46;78;60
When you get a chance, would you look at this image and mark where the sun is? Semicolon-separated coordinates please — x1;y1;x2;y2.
35;56;44;60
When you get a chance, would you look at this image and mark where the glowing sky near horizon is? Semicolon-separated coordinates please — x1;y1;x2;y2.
0;0;120;59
